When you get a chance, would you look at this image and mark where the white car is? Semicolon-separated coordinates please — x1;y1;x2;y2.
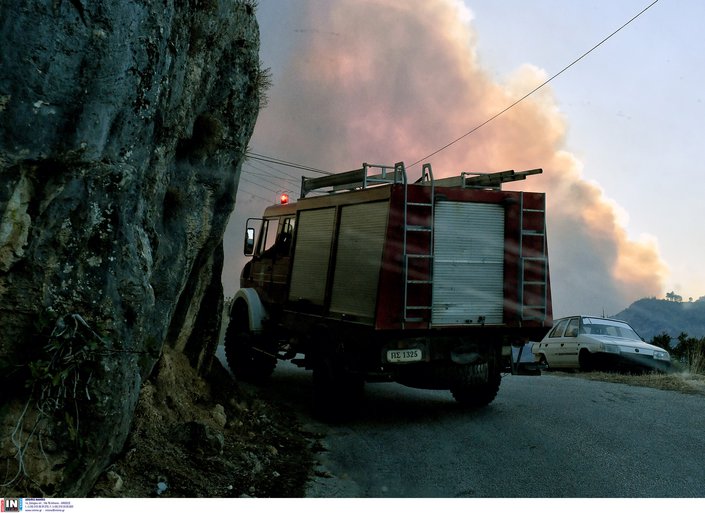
532;316;671;372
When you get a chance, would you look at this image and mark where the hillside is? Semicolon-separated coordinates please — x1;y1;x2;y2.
614;297;705;341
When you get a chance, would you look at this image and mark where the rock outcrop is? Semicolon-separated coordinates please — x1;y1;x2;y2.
0;0;262;496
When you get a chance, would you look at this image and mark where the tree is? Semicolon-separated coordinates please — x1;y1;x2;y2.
665;291;683;303
651;332;672;351
671;332;705;370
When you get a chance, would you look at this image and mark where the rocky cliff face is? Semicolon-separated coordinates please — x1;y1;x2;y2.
0;0;262;496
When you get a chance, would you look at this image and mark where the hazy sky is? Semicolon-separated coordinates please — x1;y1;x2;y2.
223;0;705;318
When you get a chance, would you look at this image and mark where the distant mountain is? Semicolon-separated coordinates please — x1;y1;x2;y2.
614;297;705;341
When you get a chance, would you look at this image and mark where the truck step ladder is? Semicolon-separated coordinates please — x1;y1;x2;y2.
518;192;548;323
403;163;435;326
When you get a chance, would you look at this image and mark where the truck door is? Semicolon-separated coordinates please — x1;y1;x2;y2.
250;216;295;304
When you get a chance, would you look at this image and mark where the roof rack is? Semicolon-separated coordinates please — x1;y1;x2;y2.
299;163;542;197
433;168;542;190
300;162;407;198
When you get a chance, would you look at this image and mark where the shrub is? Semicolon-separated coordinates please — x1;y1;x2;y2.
668;333;705;375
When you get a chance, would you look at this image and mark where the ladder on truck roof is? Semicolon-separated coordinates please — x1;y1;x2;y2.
299;162;407;198
434;168;542;190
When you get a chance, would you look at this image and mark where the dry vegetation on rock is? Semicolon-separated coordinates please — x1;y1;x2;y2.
90;349;314;498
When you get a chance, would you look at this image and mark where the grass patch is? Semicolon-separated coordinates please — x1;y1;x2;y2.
561;369;705;396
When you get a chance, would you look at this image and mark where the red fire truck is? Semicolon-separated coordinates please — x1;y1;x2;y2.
225;162;551;417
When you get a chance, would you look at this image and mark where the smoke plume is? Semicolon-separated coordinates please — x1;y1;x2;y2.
232;0;669;316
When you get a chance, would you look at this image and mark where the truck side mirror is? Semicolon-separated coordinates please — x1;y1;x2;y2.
244;227;255;255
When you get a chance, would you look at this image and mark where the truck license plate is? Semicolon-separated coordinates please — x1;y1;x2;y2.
387;349;423;363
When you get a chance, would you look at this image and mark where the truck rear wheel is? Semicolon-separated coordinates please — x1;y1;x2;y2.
311;349;364;422
450;362;501;408
224;304;276;384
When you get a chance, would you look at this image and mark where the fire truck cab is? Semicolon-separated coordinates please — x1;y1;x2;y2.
226;162;551;417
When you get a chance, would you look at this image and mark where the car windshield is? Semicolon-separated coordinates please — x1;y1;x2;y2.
581;318;641;341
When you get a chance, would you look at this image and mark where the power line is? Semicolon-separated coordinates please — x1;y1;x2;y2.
239;162;302;203
239;174;283;195
246;153;309;181
245;152;334;175
237;185;273;204
243;160;301;189
246;159;299;182
408;0;659;168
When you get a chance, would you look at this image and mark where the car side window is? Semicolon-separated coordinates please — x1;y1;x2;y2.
565;318;580;337
549;319;569;338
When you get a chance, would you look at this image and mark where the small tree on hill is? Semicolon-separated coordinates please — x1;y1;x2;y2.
665;291;683;303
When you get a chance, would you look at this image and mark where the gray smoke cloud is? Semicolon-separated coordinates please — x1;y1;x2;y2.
224;0;668;317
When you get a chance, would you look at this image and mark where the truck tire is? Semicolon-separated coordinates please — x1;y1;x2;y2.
450;362;501;408
224;304;276;384
311;351;364;422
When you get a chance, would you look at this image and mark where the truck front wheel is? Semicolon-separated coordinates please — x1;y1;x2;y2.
224;303;277;384
450;362;501;408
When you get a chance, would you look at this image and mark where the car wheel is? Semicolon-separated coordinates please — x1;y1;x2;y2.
538;354;550;370
578;349;594;372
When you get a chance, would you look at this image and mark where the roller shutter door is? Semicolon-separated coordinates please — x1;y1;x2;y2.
289;207;336;305
330;201;389;320
433;201;505;325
